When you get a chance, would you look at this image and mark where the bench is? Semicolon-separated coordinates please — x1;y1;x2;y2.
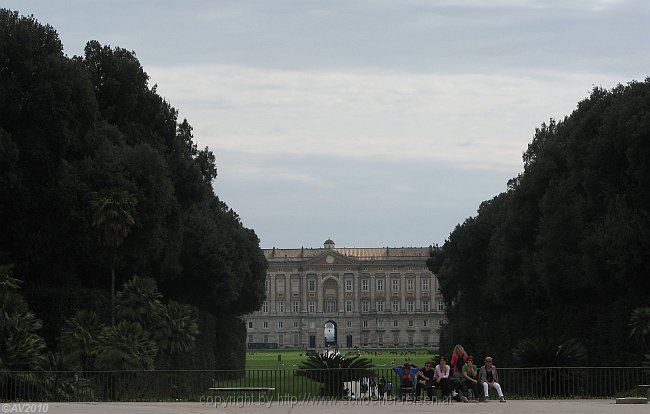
399;386;415;400
209;387;276;396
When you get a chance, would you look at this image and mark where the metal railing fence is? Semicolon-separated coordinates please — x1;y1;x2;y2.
1;367;647;402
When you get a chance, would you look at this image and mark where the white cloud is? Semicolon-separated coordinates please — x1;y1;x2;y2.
148;65;622;172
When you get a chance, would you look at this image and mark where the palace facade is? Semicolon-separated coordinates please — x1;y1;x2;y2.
245;239;445;349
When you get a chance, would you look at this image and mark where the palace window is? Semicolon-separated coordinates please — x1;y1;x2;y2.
278;333;284;344
362;279;369;291
262;302;268;313
263;321;268;329
326;300;337;312
347;320;352;328
345;300;353;312
362;300;369;312
376;300;384;312
308;280;316;292
407;300;414;312
277;302;285;313
376;279;384;291
278;321;283;329
362;320;368;328
422;300;430;312
276;279;285;293
292;301;300;313
293;321;299;328
422;278;429;291
407;278;414;291
345;279;353;292
438;302;445;311
392;279;399;292
392;300;400;312
308;301;316;313
248;322;253;329
393;320;399;328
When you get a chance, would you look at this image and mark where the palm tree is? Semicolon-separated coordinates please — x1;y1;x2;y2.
90;189;137;325
59;310;103;370
0;265;47;372
512;337;588;397
513;337;587;367
630;307;650;344
296;352;374;396
92;321;157;371
0;264;21;290
152;301;199;367
116;276;162;328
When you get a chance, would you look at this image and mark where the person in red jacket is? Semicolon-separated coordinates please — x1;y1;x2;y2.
450;344;469;402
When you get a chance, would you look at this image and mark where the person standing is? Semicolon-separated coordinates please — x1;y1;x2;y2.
479;356;506;402
378;376;386;399
450;345;469;374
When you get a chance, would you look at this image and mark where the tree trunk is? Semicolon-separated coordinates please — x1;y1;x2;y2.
111;267;115;326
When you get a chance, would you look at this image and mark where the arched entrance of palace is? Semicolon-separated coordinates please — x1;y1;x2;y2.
324;320;337;347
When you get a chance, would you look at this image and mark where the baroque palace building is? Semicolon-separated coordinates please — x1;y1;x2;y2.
245;239;445;349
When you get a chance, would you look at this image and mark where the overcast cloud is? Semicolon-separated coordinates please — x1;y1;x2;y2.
6;0;649;248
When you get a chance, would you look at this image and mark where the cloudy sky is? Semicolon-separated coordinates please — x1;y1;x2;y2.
8;0;649;248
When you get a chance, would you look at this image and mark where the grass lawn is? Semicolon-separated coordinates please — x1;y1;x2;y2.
245;348;438;370
211;348;460;399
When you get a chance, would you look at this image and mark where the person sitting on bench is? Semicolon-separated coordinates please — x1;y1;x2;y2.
479;356;506;402
435;357;453;402
415;360;436;401
393;362;419;399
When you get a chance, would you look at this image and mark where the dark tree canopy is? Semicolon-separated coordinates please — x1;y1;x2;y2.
0;9;266;367
429;80;650;366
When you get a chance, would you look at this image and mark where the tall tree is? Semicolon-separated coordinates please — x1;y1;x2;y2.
0;9;267;369
430;80;650;365
90;189;137;325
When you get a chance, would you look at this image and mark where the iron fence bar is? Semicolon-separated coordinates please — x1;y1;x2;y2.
1;367;648;402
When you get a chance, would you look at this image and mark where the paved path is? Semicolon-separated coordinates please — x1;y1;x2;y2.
4;400;646;414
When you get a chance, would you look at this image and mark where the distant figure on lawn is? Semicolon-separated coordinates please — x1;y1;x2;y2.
479;356;506;402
